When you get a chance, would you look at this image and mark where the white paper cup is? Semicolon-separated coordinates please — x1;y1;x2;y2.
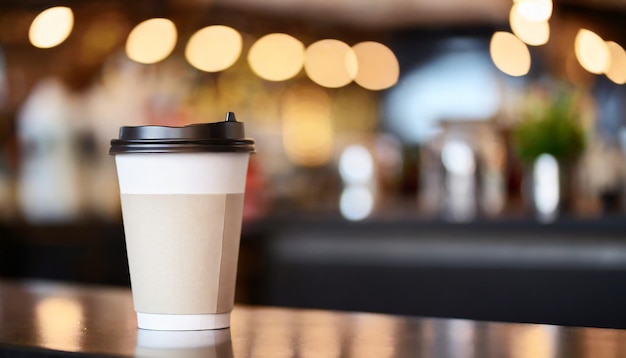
110;113;254;330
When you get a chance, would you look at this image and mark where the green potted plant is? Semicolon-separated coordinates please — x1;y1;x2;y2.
513;89;586;165
512;86;587;218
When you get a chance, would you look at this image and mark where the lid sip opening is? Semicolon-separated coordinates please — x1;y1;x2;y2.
109;112;255;154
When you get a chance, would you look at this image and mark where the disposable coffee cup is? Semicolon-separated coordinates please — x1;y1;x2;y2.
110;112;254;331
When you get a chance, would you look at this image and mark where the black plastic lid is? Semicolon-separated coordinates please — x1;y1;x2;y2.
109;112;255;154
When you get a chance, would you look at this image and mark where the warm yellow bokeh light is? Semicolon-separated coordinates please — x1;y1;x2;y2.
298;312;343;358
281;84;334;167
36;297;83;350
125;18;177;64
350;315;401;357
605;41;626;84
509;4;550;46
513;0;553;22
575;29;610;74
304;39;357;88
352;41;399;91
29;6;74;48
185;25;242;72
248;33;304;81
509;326;557;358
490;31;531;77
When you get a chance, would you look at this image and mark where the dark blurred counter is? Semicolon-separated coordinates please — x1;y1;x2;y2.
2;216;626;329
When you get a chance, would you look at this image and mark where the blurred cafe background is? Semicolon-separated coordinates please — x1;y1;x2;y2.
2;0;626;330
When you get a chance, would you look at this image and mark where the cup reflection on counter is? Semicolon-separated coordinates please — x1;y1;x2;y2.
135;328;233;358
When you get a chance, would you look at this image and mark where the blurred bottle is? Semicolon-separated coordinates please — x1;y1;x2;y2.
16;78;83;223
422;121;506;222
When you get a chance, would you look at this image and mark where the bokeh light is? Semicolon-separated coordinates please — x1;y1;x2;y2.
490;31;531;76
352;41;399;90
125;18;177;64
533;153;559;222
304;39;357;88
281;84;334;167
605;41;626;84
340;186;374;221
386;43;501;144
185;25;242;73
36;297;83;350
339;145;374;185
29;6;74;49
575;29;610;74
442;140;475;176
248;33;304;81
509;4;550;46
513;0;553;22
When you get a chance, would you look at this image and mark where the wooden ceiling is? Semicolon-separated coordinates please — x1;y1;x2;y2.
207;0;512;28
175;0;626;28
1;0;625;29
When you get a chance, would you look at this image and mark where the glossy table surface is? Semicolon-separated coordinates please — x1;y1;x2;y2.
1;279;626;357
